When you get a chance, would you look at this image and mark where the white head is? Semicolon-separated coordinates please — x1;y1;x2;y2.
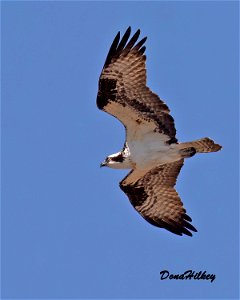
100;152;132;169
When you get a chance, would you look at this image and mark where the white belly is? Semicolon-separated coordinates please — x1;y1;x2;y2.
127;132;181;169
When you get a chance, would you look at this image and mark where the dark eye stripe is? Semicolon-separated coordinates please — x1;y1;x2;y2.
111;154;124;162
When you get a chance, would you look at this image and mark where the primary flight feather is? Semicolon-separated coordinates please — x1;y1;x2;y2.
97;27;222;236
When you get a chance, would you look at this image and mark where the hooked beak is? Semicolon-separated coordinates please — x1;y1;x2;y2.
100;161;107;168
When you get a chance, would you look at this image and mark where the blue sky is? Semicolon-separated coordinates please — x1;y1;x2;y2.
1;1;239;299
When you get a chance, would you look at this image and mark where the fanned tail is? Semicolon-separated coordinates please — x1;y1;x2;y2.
180;137;222;154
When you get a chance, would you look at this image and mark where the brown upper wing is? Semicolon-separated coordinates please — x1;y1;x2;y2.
97;27;177;144
120;159;197;236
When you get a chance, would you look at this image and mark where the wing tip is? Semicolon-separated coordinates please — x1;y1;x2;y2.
144;216;197;237
126;25;131;33
103;27;147;68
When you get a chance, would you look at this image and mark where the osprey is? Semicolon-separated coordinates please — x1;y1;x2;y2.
97;27;222;236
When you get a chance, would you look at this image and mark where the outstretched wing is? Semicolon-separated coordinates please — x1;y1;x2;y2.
97;27;177;144
120;159;197;236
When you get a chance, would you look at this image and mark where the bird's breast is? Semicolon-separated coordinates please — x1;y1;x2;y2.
128;137;181;169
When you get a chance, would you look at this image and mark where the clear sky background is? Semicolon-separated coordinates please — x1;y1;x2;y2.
1;1;239;299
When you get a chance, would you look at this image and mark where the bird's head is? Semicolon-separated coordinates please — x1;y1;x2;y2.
100;152;124;169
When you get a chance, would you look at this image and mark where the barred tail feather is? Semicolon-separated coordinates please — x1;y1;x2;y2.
180;138;222;153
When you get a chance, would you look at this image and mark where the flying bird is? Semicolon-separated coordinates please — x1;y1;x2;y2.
97;27;222;236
